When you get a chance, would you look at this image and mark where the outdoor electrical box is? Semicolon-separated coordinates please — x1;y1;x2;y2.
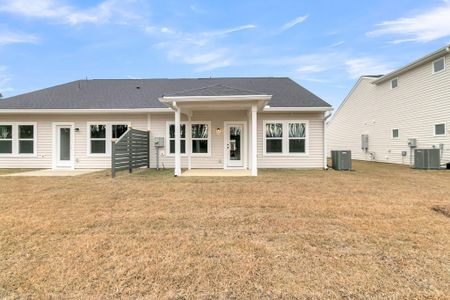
414;149;440;169
331;150;352;171
361;135;369;151
154;137;165;148
408;138;417;148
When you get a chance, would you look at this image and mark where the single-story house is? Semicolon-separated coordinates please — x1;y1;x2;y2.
327;44;450;166
0;77;332;176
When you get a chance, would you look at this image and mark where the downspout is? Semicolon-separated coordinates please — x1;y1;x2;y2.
323;111;332;170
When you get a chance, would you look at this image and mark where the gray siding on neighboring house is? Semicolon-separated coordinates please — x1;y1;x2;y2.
327;52;450;165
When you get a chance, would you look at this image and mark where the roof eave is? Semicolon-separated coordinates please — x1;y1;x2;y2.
0;108;173;114
373;45;450;85
262;106;332;112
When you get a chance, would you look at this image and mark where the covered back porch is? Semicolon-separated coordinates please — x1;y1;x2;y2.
159;85;272;176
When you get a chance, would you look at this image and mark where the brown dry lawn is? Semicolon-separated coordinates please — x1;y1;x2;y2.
0;161;449;299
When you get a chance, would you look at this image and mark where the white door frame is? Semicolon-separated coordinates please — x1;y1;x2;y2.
52;122;75;169
223;121;247;169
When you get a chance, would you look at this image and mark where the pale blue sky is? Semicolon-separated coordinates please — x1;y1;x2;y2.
1;0;450;107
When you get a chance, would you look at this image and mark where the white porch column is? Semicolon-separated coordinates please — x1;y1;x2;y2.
187;115;192;170
251;104;258;176
174;104;182;176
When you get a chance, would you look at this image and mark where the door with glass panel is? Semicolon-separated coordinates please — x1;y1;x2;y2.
226;124;244;167
56;125;73;168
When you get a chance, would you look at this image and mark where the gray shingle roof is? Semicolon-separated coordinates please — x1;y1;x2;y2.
0;77;330;109
164;84;266;97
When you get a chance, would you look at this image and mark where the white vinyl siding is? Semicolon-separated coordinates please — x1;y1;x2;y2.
0;115;146;169
328;52;450;165
0;111;325;169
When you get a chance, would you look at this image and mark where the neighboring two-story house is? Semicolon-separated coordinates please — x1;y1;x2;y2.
327;45;450;166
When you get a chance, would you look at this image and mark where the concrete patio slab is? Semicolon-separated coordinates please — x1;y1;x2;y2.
1;169;104;177
181;169;251;177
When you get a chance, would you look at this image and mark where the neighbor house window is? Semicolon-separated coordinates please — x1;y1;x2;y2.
433;57;445;74
390;77;398;89
90;124;107;154
0;125;13;154
392;129;399;139
434;123;446;136
18;125;35;154
191;123;210;154
264;121;308;155
265;123;283;153
168;123;186;154
112;124;128;139
288;123;306;153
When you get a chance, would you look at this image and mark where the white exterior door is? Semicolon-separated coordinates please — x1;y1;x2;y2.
225;124;244;168
55;125;73;168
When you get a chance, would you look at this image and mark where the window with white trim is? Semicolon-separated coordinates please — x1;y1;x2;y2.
0;125;13;154
288;123;306;153
18;125;35;154
0;123;36;155
390;77;398;89
90;124;107;154
112;124;129;139
434;123;446;136
265;123;283;153
433;57;445;74
264;121;308;155
191;123;209;154
392;129;399;139
88;123;129;155
168;123;186;154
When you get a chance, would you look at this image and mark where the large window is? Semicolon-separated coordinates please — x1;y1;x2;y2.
88;122;129;155
191;123;209;154
0;123;36;156
265;123;283;153
264;121;308;155
166;122;211;156
0;125;13;154
288;123;306;153
434;123;446;136
90;124;107;154
18;125;34;154
168;123;186;154
112;124;129;139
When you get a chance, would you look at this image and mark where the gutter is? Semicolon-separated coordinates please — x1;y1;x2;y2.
323;111;332;170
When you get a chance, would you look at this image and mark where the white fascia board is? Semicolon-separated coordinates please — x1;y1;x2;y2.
261;106;333;113
160;95;273;102
0;108;173;114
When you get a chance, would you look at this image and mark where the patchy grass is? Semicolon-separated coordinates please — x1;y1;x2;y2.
0;161;449;298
